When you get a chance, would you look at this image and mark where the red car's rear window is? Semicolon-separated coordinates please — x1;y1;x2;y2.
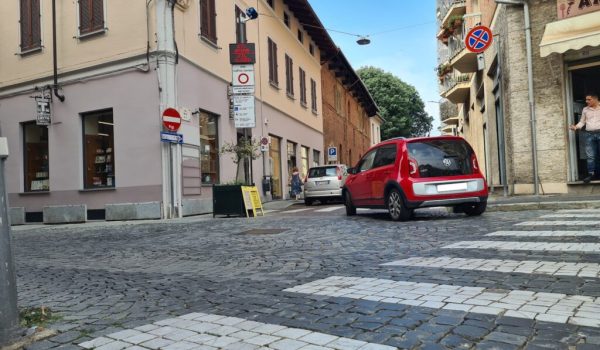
407;139;473;178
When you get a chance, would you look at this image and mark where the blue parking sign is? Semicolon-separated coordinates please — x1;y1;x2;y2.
328;147;337;161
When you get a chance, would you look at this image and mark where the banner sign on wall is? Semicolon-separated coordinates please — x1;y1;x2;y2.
557;0;600;19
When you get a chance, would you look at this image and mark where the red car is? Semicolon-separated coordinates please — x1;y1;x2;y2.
343;136;488;221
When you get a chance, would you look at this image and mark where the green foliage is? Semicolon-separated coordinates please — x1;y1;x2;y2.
219;137;261;164
20;306;60;328
357;66;433;138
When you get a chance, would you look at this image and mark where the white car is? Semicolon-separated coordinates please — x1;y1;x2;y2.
303;164;348;205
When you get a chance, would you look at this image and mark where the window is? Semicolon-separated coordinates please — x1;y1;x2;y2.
268;38;279;86
311;79;318;113
283;12;290;28
235;6;247;43
269;136;282;199
299;67;307;106
23;122;49;192
309;44;314;56
285;54;294;97
182;145;201;195
287;141;297;183
267;0;274;9
297;29;304;43
358;149;377;172
78;0;104;35
200;0;217;44
334;85;342;114
199;112;219;184
372;145;397;169
301;146;309;178
82;109;115;189
312;150;320;167
20;0;41;52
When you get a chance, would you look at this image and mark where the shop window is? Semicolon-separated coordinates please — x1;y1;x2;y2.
200;0;217;44
312;150;320;167
182;145;202;195
269;136;282;199
20;0;41;52
268;37;279;86
82;109;115;189
23;122;49;192
200;111;219;184
78;0;105;36
287;141;297;176
301;146;309;178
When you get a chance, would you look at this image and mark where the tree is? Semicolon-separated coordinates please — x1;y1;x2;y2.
219;137;261;184
357;66;432;139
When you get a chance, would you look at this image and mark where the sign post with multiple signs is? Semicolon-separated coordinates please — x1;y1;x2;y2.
230;43;257;129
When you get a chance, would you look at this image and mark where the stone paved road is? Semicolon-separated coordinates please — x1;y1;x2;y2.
12;207;600;349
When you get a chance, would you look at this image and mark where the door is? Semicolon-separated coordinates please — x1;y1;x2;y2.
345;149;377;204
368;144;398;205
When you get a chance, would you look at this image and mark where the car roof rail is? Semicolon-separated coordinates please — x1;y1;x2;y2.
384;136;406;141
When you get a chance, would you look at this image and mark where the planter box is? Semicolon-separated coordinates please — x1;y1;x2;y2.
212;185;245;217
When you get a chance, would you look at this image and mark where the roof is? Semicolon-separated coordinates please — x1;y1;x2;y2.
283;0;379;117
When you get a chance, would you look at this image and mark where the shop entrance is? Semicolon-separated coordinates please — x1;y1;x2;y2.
568;61;600;181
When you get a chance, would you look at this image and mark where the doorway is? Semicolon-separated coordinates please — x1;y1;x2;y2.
568;62;600;181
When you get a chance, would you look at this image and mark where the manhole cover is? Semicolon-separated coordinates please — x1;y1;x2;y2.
239;228;288;235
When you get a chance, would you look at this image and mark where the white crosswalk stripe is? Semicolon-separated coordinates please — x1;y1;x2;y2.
382;257;600;278
487;230;600;237
559;209;600;213
80;312;397;350
283;208;312;213
443;241;600;252
541;213;600;218
284;276;600;327
314;206;343;212
516;220;600;226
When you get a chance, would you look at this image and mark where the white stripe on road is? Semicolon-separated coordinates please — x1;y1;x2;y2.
284;208;312;213
443;241;600;252
541;214;600;218
487;230;600;237
262;210;279;214
315;206;343;212
516;221;600;226
285;276;600;327
382;257;600;278
80;312;396;350
559;209;600;213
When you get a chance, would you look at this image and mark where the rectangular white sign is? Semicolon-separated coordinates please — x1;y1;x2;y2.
232;64;255;87
233;95;256;128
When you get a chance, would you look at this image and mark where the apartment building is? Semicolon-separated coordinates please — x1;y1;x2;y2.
0;0;356;222
321;51;379;168
437;0;600;195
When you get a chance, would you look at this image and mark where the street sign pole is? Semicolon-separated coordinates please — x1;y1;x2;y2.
0;137;18;346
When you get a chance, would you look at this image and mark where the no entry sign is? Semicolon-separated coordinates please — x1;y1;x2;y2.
465;25;493;54
162;108;181;132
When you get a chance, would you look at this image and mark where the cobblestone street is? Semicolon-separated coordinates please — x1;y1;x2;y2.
12;206;600;349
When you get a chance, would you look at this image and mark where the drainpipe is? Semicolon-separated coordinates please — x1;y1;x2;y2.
52;0;65;102
494;0;538;195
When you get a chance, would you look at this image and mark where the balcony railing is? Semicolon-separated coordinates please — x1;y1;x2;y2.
440;73;471;94
439;0;467;25
440;100;458;122
448;35;465;60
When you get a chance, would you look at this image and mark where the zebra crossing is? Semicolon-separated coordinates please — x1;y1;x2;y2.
283;207;600;332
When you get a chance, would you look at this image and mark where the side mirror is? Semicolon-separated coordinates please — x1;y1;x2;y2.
347;167;356;175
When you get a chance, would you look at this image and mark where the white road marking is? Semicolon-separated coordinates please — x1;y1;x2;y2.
516;221;600;226
443;241;600;252
315;206;343;212
559;209;600;213
262;210;279;214
284;208;312;213
285;276;600;327
80;312;397;350
541;214;600;218
382;257;600;278
487;230;600;237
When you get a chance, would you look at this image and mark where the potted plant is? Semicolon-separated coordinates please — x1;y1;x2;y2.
212;137;261;217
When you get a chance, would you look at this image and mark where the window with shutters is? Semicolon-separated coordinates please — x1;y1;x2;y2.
311;78;318;114
199;0;217;44
78;0;105;36
299;68;307;107
20;0;41;52
268;38;279;87
285;55;294;97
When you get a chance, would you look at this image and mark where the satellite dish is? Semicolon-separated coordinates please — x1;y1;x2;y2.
356;36;371;45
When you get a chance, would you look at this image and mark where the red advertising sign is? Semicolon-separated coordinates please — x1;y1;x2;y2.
557;0;600;19
162;108;181;132
229;43;256;64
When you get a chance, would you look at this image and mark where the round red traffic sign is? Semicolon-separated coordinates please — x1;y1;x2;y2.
238;73;250;85
162;108;181;132
465;25;493;54
260;137;269;145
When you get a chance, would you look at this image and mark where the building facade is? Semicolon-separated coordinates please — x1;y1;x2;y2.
0;0;349;222
437;0;600;196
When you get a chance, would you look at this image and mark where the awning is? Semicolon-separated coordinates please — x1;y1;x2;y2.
540;11;600;57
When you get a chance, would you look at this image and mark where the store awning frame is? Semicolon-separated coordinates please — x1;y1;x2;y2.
540;11;600;57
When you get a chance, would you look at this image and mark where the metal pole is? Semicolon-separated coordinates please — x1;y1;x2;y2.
0;138;18;346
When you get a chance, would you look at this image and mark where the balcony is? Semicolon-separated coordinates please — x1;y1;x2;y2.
441;124;458;136
440;74;472;104
440;100;458;123
447;35;478;73
439;0;467;30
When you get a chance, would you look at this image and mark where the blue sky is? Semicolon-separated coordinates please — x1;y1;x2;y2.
307;0;440;135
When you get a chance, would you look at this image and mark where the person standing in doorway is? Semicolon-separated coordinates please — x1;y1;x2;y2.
289;166;303;200
570;92;600;183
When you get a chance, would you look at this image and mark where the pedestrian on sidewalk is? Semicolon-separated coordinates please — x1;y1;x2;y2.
289;166;303;200
569;92;600;183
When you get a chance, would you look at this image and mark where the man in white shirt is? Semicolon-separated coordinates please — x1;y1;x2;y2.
570;93;600;183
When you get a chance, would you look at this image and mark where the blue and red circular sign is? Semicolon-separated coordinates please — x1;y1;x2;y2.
465;25;493;54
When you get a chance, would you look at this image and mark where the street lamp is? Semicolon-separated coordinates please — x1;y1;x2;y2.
356;36;371;45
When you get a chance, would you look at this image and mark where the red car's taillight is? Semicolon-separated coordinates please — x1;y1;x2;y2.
471;153;479;173
409;158;419;177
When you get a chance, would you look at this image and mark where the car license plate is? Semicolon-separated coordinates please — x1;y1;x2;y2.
316;180;329;185
437;182;467;192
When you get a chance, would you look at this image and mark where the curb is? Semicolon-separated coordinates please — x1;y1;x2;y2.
488;200;600;212
0;329;57;350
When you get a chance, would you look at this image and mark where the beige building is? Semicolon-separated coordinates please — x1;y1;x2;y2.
437;0;600;196
0;0;342;222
